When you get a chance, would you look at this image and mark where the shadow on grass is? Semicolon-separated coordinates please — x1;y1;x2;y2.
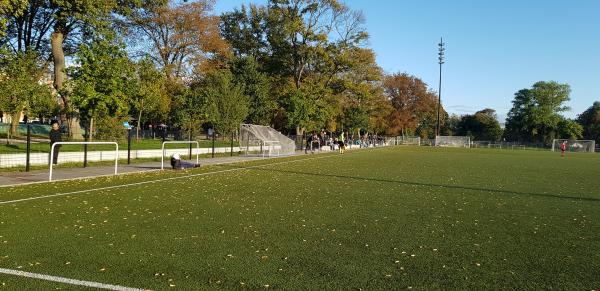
219;164;599;203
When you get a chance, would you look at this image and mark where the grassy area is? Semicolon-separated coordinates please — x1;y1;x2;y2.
0;147;599;289
0;139;238;154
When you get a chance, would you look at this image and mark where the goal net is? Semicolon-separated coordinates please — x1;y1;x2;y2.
240;124;296;157
387;136;421;146
435;136;471;148
552;139;596;153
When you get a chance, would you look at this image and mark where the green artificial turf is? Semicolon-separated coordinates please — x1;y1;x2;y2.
0;139;238;154
0;147;599;290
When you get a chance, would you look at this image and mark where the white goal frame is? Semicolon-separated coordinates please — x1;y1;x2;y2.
435;136;471;148
262;140;281;157
49;141;119;181
551;139;596;153
161;141;200;170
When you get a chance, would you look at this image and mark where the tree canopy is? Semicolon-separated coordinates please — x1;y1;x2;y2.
504;81;573;143
456;109;502;141
577;101;600;143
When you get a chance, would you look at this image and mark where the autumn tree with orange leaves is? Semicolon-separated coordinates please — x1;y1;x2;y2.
384;72;446;138
128;0;230;80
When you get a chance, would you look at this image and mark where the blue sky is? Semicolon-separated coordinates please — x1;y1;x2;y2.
214;0;600;121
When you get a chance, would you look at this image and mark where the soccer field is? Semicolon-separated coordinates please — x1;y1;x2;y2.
1;147;599;290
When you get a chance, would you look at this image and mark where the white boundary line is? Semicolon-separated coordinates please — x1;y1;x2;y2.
0;268;146;291
0;153;342;205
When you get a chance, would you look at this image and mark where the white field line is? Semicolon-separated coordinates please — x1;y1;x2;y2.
0;153;343;205
0;268;147;291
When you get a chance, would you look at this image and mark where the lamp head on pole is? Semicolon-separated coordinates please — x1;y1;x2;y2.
438;37;445;65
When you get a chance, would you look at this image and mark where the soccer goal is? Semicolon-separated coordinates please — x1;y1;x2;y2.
551;139;596;153
49;141;119;181
389;136;421;146
161;141;200;170
435;136;471;148
240;124;296;157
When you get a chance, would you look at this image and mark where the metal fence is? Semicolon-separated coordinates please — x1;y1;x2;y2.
3;122;598;171
288;133;389;151
0;123;242;170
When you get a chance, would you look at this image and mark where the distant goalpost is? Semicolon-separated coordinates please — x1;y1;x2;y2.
387;136;421;146
161;141;200;170
49;141;119;181
551;139;595;153
435;136;470;148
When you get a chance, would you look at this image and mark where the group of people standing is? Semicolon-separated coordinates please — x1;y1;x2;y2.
305;131;346;154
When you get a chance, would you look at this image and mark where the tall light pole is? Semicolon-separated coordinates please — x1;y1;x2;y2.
436;37;445;138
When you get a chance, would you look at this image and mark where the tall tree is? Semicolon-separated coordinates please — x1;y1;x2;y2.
577;101;600;143
131;57;170;140
456;109;503;141
557;118;583;140
229;56;275;125
2;0;55;56
336;48;385;135
220;4;267;60
2;0;157;138
504;81;571;143
200;70;249;136
128;0;229;80
67;37;134;141
0;50;54;142
0;0;29;40
221;0;372;135
384;73;444;138
442;114;461;136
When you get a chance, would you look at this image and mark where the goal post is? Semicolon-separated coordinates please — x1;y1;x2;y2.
240;124;296;157
262;140;281;157
435;136;471;148
161;141;200;170
49;141;119;181
551;139;596;153
388;136;421;146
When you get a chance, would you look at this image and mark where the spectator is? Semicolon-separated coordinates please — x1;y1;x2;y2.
49;121;61;165
171;153;182;169
305;134;313;154
338;132;346;154
311;132;320;153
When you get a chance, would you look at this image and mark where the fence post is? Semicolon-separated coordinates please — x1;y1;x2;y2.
84;126;88;168
188;127;192;159
211;127;216;158
127;128;132;165
26;123;31;172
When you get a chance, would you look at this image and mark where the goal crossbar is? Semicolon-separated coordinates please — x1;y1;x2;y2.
49;142;119;181
161;141;200;170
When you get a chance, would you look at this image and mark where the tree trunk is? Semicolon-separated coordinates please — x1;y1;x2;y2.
51;30;83;140
51;31;65;103
89;117;94;142
296;126;305;137
9;111;22;140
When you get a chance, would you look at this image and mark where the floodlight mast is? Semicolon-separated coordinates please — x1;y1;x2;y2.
436;37;445;139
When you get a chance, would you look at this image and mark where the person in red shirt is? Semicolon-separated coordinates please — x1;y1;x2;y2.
561;141;567;157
